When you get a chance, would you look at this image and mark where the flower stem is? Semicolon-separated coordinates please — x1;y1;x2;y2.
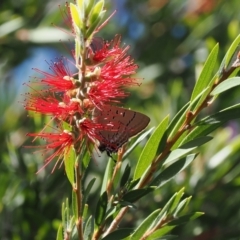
106;147;124;198
75;159;84;240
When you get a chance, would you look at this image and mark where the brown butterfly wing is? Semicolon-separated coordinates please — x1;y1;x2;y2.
93;105;150;154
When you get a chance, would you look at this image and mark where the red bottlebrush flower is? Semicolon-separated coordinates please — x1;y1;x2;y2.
24;92;83;122
89;35;123;63
27;129;74;172
33;58;77;92
87;40;139;107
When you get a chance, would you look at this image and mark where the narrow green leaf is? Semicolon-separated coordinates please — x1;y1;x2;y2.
83;204;88;221
64;146;75;186
130;209;161;240
95;191;108;226
180;124;222;146
191;43;219;101
163;148;196;166
225;34;240;68
197;104;240;125
190;85;211;112
69;3;83;29
147;230;177;240
122;187;155;203
179;136;213;149
165;102;190;143
150;192;180;230
61;202;65;229
169;188;185;214
145;226;175;239
211;77;240;95
56;224;63;240
102;229;133;240
82;178;96;214
169;212;204;225
173;197;192;217
82;145;91;171
118;201;137;209
127;178;140;190
72;190;78;221
62;121;72;131
134;115;169;180
86;0;96;16
120;164;131;188
169;88;209;140
89;0;104;25
83;215;94;239
152;154;197;187
101;158;114;195
124;127;154;158
86;11;106;38
77;0;84;13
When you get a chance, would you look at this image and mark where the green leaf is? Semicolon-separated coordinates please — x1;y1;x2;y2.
191;43;219;101
69;3;83;30
83;204;88;221
180;124;222;146
101;158;114;195
130;209;161;240
102;229;133;240
95;191;108;226
61;202;65;229
120;164;131;188
127;178;140;191
169;188;185;214
122;187;155;203
168;87;209;140
72;190;78;221
62;121;72;131
165;102;190;143
134;115;169;180
211;77;240;95
191;85;211;112
173;196;192;217
89;0;104;25
56;224;63;240
118;201;137;209
224;34;240;68
163;148;196;166
86;10;106;38
82;178;96;214
152;189;184;227
82;145;91;171
147;231;177;240
85;0;96;16
179;136;213;149
152;154;197;187
83;215;94;239
146;226;175;239
197;103;240;125
169;212;204;225
64;146;75;186
77;0;84;13
146;212;203;240
124;127;154;158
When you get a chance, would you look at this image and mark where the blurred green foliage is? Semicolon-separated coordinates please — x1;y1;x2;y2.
1;0;240;239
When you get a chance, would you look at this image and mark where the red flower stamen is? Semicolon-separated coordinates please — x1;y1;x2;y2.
27;130;74;172
33;58;76;92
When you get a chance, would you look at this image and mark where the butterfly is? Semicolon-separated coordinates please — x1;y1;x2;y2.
93;105;150;156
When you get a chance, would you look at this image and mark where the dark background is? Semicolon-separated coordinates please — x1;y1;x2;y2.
1;0;240;239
